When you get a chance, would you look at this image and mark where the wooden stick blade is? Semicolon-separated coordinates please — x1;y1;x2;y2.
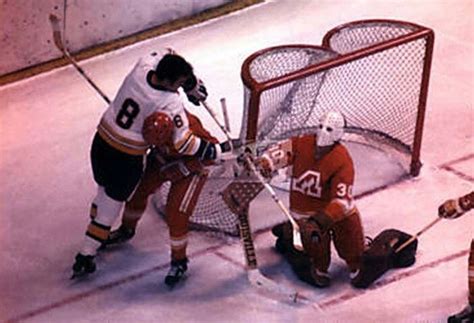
247;269;299;302
292;230;304;251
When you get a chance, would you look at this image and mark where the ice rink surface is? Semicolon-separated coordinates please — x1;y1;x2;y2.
0;0;473;322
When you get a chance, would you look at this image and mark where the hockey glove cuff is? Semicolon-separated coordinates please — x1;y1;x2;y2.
183;75;208;106
438;199;464;219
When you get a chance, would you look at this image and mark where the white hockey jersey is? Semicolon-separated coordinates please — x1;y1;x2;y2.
97;51;200;156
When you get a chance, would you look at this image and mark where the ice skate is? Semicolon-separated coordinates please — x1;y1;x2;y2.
71;253;96;279
164;258;188;288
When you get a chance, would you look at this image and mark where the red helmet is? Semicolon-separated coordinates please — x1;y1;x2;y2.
142;112;174;146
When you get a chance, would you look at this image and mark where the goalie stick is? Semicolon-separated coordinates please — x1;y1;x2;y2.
237;205;300;302
243;153;304;251
201;101;304;251
49;14;111;104
200;101;318;305
222;178;323;309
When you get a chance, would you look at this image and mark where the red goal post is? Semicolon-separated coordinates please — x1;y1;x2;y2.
240;19;434;176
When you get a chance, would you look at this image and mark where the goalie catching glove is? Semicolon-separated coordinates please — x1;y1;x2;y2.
237;151;275;178
182;75;208;106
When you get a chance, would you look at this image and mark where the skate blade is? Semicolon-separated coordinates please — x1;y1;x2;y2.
70;270;91;280
164;275;187;289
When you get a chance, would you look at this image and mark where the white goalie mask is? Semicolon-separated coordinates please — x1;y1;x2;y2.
316;111;345;147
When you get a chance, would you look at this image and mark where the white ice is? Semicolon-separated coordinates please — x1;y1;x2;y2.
0;0;473;322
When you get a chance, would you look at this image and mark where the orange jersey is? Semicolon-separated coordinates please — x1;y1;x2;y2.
289;136;355;221
261;135;355;222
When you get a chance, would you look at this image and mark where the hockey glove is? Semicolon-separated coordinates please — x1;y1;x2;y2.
309;212;334;242
438;192;473;219
438;199;460;219
183;75;208;106
219;138;243;153
438;196;472;219
236;150;274;178
298;216;331;257
256;155;275;178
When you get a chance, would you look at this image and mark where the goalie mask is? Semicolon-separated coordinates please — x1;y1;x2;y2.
316;111;345;147
142;112;174;146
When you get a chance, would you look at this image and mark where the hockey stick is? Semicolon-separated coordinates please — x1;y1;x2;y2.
235;201;323;310
201;101;235;150
202;101;315;303
49;14;111;104
236;206;300;302
220;98;231;132
395;217;442;253
201;101;303;251
243;155;304;251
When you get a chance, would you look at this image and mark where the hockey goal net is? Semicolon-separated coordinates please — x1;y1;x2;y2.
156;19;434;236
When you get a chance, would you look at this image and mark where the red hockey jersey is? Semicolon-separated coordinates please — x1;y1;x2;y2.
261;134;355;222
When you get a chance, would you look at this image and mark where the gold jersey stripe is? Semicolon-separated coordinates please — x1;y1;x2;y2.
86;223;110;241
175;130;193;151
97;127;148;155
182;136;198;155
97;120;149;155
99;119;148;148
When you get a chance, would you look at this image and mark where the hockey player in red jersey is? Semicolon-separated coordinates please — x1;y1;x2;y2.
439;191;474;323
253;110;365;287
102;110;220;286
72;51;234;278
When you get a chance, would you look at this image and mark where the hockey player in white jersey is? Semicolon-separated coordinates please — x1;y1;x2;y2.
72;51;232;278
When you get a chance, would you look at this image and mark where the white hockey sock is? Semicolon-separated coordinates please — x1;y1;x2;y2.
90;186;106;219
80;194;123;256
93;186;106;206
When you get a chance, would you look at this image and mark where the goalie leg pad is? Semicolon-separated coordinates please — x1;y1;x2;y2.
283;247;315;285
298;217;332;274
272;221;300;255
271;221;293;240
280;246;331;288
351;229;417;289
272;222;331;287
272;222;311;280
390;229;417;268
